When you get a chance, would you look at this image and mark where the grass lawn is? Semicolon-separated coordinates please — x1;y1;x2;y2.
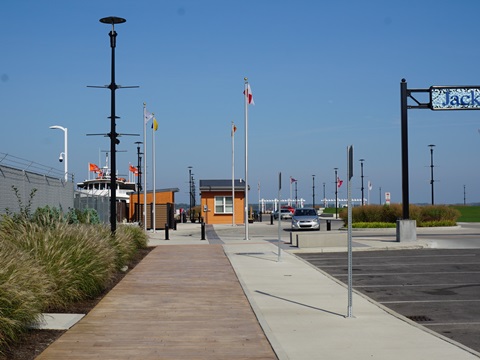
451;206;480;222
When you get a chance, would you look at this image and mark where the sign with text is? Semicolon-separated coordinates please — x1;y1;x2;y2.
430;86;480;110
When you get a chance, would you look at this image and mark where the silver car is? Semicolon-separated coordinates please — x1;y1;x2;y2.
291;208;320;230
273;209;293;220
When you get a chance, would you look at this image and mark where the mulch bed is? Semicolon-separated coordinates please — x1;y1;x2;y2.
0;247;155;360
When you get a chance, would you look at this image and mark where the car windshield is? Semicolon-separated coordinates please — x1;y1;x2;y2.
294;209;316;216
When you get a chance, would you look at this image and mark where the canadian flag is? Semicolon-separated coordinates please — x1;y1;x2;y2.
244;83;255;105
337;177;343;188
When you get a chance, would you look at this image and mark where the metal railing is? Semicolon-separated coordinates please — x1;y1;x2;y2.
0;152;74;182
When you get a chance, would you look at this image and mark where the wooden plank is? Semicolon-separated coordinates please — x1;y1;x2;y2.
36;245;277;359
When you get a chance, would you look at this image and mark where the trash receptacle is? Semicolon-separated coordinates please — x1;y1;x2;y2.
326;220;331;231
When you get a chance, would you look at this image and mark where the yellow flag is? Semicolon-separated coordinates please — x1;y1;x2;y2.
152;117;158;131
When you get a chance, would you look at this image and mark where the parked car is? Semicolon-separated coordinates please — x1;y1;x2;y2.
281;205;295;214
273;209;293;220
291;208;320;230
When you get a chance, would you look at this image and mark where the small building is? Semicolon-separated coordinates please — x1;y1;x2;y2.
199;179;246;225
129;188;179;229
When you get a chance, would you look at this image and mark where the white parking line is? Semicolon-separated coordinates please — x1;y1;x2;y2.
320;262;480;268
332;271;480;276
380;299;480;304
354;282;480;288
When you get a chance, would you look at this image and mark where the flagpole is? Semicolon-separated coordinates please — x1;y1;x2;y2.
244;78;249;240
152;113;157;232
290;177;292;206
232;121;235;227
143;103;148;232
152;116;156;232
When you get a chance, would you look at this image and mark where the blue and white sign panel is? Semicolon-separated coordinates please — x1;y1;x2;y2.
430;86;480;110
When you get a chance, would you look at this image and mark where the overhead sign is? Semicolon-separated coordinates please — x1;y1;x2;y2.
430;86;480;110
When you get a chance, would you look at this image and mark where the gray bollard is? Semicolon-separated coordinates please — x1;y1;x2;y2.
201;222;206;240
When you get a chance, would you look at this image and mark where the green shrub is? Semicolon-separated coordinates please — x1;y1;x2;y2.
31;206;101;226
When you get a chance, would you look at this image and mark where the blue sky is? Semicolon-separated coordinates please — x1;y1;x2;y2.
1;0;480;206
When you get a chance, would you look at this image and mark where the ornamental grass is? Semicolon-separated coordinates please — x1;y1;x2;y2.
0;241;53;351
0;212;149;354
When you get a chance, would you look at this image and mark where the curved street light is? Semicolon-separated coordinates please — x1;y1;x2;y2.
49;125;68;182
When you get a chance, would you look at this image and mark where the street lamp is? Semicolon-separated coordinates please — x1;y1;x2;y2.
323;182;326;208
89;16;138;234
428;144;435;205
359;159;365;206
334;168;338;218
188;166;193;221
312;174;315;209
49;125;68;182
135;141;143;223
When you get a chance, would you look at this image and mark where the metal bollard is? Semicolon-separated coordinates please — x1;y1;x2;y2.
326;220;331;231
165;223;170;240
270;213;274;225
201;222;206;240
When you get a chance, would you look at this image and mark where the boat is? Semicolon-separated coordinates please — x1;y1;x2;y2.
76;156;138;203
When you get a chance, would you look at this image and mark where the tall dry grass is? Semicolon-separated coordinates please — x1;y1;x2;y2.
0;240;53;350
0;214;149;354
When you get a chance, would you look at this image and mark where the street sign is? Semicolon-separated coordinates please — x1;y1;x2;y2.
430;86;480;110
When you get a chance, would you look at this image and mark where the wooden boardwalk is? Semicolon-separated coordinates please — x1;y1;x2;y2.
36;245;277;359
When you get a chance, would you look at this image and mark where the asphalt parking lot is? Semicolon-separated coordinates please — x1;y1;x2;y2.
297;248;480;353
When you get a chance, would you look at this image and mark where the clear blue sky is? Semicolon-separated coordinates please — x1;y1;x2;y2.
1;0;479;206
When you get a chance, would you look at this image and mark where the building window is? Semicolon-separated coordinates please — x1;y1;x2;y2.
215;196;233;214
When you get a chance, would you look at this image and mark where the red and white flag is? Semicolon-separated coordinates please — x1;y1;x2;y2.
337;177;343;188
231;123;237;137
244;84;255;105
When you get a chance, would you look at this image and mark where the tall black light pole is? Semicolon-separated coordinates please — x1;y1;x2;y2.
90;16;138;234
135;141;143;223
312;175;315;209
463;185;466;205
359;159;365;206
188;166;193;220
428;144;435;205
334;168;338;218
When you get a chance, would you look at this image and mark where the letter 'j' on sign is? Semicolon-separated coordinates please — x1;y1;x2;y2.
430;86;480;110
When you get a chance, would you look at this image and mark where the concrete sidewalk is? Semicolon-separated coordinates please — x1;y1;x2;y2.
150;222;480;359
